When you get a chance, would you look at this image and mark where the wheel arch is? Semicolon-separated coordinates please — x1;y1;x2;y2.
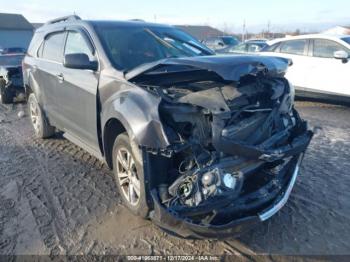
103;117;127;169
100;89;171;169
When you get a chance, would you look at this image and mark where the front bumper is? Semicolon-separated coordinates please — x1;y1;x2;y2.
149;155;303;239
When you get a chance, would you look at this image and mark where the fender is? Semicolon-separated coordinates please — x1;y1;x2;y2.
101;84;170;150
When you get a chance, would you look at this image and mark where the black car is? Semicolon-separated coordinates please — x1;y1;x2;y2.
0;54;25;104
23;15;313;239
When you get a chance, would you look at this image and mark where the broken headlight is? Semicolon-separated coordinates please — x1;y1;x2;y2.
168;167;243;207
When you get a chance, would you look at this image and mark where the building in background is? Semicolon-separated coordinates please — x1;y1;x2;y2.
0;13;34;50
175;25;226;41
31;23;44;30
323;26;350;35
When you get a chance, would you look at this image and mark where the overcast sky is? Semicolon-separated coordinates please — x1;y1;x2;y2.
0;0;349;33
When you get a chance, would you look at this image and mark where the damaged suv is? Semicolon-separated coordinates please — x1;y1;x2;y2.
23;16;313;238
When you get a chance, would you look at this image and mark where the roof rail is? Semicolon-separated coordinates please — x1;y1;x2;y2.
45;15;81;25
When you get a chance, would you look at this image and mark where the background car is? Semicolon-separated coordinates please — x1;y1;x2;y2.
203;36;240;51
261;34;350;103
0;53;25;103
0;47;27;55
216;40;268;54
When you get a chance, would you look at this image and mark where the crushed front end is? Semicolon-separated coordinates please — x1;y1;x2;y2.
128;56;313;238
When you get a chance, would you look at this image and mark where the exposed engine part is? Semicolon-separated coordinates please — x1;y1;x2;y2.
168;167;243;207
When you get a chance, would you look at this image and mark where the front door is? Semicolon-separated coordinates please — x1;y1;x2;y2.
304;39;350;96
56;29;100;150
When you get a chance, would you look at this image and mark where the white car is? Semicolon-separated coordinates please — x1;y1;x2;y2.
261;34;350;103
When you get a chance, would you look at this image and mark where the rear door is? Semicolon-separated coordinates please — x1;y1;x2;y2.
304;39;350;96
57;29;100;150
36;31;66;125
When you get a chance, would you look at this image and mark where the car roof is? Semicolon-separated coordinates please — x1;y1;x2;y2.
36;17;174;33
87;20;174;29
267;34;350;45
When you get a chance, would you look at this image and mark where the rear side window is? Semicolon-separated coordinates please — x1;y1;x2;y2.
313;39;348;58
27;33;44;57
64;31;94;60
42;32;66;62
280;40;307;55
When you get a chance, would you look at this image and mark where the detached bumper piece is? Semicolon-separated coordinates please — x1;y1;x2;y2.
150;155;304;239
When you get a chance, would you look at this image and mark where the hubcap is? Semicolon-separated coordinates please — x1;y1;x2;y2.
116;147;141;206
29;97;40;133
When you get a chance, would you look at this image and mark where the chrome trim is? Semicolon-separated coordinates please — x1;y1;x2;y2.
258;156;302;221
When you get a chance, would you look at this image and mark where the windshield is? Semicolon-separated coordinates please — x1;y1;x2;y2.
94;24;213;71
0;55;24;66
341;37;350;45
222;36;239;46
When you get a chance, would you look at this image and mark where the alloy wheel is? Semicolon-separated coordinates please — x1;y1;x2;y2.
29;97;40;134
116;147;141;206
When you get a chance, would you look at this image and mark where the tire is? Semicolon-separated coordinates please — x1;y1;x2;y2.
0;79;12;104
112;132;149;218
28;93;55;138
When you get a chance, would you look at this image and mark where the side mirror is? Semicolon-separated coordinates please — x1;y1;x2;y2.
218;42;224;47
333;50;348;61
64;53;98;70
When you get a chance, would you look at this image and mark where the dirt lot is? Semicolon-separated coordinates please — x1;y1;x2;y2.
0;101;349;257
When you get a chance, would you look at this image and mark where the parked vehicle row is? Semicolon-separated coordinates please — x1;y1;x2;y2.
22;15;312;238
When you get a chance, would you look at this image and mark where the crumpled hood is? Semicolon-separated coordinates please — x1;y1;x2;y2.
125;55;291;83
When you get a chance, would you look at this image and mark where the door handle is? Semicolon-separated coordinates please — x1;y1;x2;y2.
56;73;64;82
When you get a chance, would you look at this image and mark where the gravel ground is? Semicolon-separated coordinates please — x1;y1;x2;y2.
0;101;349;257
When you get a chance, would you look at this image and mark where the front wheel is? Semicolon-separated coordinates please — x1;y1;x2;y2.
28;93;55;138
112;132;150;218
0;79;12;104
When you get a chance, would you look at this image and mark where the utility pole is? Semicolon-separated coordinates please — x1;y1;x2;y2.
267;20;271;39
242;19;246;42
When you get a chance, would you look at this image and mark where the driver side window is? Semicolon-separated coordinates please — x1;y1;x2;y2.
64;31;94;60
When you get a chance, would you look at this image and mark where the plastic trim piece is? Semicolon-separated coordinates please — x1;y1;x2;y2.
258;155;302;221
